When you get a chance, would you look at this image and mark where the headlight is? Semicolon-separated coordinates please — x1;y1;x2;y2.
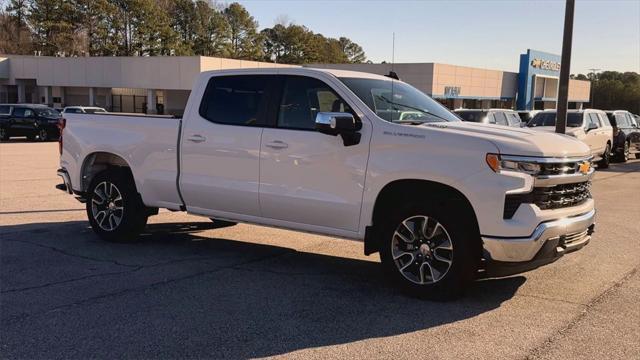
486;154;541;175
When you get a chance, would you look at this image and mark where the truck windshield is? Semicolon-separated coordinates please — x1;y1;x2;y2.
338;77;460;123
528;112;583;127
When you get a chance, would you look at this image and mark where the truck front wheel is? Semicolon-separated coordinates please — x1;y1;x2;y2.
86;169;148;242
379;201;479;300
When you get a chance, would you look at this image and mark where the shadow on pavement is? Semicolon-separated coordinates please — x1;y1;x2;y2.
1;220;526;358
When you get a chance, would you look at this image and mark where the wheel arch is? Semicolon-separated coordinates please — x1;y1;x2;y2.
80;152;135;192
365;179;481;256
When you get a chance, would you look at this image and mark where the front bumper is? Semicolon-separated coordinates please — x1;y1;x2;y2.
482;208;595;264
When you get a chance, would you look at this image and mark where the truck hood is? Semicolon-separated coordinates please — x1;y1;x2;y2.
419;122;590;158
526;126;584;136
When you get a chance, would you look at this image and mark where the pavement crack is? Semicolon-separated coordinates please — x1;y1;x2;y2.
524;266;639;360
1;269;140;294
3;238;140;268
2;248;297;325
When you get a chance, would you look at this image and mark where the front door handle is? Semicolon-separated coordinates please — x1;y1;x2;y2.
187;134;206;143
265;140;288;149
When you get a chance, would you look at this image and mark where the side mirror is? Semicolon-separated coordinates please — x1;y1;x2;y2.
315;112;362;146
586;123;598;132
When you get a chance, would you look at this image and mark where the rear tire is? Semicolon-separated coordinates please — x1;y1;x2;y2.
379;197;480;300
614;141;629;163
86;169;148;242
0;128;8;141
598;143;611;169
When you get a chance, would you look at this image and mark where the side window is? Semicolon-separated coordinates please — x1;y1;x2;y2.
199;75;272;126
626;114;636;127
598;113;610;127
587;113;600;129
277;76;352;130
492;112;508;126
12;108;26;117
486;113;496;124
614;114;627;127
24;109;34;117
0;105;11;115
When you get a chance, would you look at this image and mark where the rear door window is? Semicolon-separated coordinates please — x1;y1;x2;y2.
12;108;26;117
199;75;275;126
615;113;628;127
598;113;611;127
0;105;11;115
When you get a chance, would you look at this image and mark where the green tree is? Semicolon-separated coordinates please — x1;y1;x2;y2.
192;0;230;57
223;2;263;60
29;0;81;56
575;71;640;114
338;37;366;63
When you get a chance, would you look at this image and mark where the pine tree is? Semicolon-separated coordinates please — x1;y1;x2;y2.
223;2;263;60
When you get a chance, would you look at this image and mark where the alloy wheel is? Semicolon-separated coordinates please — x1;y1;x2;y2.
38;129;48;141
624;142;629;161
91;181;124;231
391;215;454;285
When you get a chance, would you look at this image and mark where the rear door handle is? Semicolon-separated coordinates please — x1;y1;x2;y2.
187;134;206;143
265;140;288;149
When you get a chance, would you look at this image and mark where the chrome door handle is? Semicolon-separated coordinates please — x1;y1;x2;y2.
187;134;206;143
265;140;288;149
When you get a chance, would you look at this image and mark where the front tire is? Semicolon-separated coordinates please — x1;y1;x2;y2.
598;143;611;169
37;128;49;142
379;199;479;300
86;169;148;242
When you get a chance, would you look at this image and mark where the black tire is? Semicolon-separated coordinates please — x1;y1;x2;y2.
614;141;629;163
598;143;611;169
37;128;49;142
636;152;640;160
0;128;8;141
86;169;148;242
379;197;480;300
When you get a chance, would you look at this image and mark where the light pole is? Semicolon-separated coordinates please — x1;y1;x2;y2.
556;0;575;134
587;68;600;108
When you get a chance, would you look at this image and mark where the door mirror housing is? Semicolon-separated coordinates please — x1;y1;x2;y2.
315;112;362;146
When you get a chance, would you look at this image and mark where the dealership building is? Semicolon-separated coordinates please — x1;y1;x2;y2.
0;49;589;114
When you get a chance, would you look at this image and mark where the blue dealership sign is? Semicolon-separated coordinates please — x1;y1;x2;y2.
517;49;561;110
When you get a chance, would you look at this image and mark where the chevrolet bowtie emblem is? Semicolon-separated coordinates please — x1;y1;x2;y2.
578;161;591;174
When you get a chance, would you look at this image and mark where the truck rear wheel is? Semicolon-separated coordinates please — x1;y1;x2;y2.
86;169;148;242
379;200;479;300
598;143;611;169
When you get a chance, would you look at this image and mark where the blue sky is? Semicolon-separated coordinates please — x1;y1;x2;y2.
235;0;640;74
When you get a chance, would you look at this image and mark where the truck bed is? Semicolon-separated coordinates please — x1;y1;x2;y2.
61;112;184;210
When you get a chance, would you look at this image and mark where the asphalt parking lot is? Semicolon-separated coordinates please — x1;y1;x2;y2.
1;140;639;359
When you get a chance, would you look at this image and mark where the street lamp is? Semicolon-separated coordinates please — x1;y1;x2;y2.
587;68;600;108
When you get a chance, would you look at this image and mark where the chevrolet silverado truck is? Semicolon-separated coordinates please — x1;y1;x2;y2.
57;68;596;299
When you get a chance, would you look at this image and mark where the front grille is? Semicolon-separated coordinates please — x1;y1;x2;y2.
504;181;591;219
539;161;589;176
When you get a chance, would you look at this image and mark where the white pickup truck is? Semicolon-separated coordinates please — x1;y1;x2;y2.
57;68;596;299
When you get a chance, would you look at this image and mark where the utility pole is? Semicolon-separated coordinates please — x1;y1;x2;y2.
556;0;575;134
587;68;600;108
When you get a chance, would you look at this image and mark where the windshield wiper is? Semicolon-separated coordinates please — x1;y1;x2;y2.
376;95;452;124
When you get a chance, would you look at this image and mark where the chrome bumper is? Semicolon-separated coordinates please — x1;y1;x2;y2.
482;209;596;262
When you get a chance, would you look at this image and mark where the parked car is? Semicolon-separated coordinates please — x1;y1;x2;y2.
62;106;107;114
517;110;541;125
527;109;614;168
0;104;61;142
605;110;640;161
454;109;523;127
57;68;596;299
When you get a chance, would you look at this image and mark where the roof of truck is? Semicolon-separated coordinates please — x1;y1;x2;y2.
200;67;392;81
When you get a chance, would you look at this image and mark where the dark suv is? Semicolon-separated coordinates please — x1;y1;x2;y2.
0;104;61;142
605;110;640;162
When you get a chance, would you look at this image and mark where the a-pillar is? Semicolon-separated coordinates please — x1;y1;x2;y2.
89;87;97;106
146;89;157;114
17;81;26;103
